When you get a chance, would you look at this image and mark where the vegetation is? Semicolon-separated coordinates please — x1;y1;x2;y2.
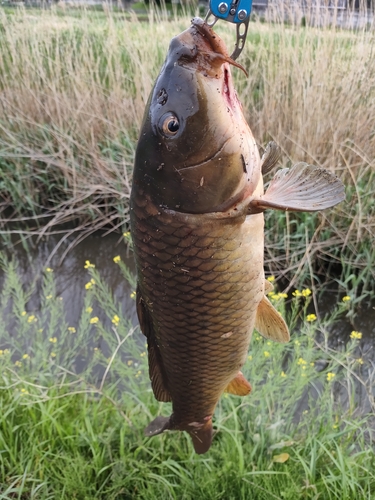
0;6;374;498
0;254;374;499
0;7;374;294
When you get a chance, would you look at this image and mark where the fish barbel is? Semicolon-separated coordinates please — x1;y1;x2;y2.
130;18;345;454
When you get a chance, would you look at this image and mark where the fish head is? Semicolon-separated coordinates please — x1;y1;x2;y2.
133;18;261;214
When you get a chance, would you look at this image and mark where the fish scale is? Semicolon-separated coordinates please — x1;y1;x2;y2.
131;190;264;429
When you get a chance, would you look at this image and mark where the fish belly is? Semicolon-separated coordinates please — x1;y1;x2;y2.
131;194;264;429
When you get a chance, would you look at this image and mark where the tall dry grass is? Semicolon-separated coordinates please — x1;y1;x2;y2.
0;7;374;291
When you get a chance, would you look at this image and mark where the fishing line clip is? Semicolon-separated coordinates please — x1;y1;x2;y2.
205;0;252;60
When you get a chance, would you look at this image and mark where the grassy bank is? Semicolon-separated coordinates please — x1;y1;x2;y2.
0;8;374;294
0;253;374;499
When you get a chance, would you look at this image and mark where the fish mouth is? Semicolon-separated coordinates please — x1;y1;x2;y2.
174;18;247;78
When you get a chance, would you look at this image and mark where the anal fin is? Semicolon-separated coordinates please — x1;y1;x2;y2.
255;296;290;343
261;141;282;175
249;162;345;213
224;371;252;396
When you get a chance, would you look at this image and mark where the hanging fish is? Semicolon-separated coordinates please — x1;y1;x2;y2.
130;18;345;454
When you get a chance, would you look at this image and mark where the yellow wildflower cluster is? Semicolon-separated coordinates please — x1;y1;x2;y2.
326;372;335;382
342;296;351;302
90;317;99;325
112;315;120;326
357;358;364;365
130;291;136;299
306;314;317;322
140;351;147;358
20;388;29;395
293;288;312;297
15;360;22;367
45;268;53;273
27;315;37;323
297;357;307;366
46;294;53;300
267;276;275;282
264;351;270;358
51;352;56;358
123;231;131;238
269;292;288;300
350;331;362;340
22;354;30;360
113;255;121;264
49;337;57;344
68;327;76;333
86;306;93;314
85;279;96;290
84;260;95;269
281;371;287;378
0;349;10;356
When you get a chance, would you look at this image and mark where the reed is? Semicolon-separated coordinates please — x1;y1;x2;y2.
0;7;374;293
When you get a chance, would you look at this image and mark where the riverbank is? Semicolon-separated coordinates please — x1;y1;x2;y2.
1;248;374;498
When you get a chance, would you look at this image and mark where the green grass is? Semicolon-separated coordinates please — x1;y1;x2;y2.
0;252;374;499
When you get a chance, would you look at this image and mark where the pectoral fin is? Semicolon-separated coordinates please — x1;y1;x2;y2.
261;141;282;175
249;163;345;213
224;371;252;396
255;296;290;343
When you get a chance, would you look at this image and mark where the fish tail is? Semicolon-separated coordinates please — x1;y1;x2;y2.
188;419;213;455
144;415;171;437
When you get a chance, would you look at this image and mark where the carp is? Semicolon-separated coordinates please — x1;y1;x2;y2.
129;18;345;454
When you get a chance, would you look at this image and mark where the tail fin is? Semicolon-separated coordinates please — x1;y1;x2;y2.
188;420;213;455
144;415;171;437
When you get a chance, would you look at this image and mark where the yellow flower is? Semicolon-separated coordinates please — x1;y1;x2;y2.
326;372;335;382
342;296;351;302
84;260;95;269
357;358;364;365
68;327;76;333
27;315;37;323
350;331;362;340
90;317;99;325
112;315;120;326
21;311;27;317
297;357;307;366
20;388;29;394
306;314;317;322
22;354;29;360
49;337;57;344
267;276;275;282
292;290;302;297
15;360;22;367
301;288;312;297
294;339;300;346
45;268;53;273
264;351;270;358
310;362;315;366
46;294;53;300
279;292;288;299
0;350;3;356
281;371;287;377
50;352;56;358
85;282;93;290
247;355;252;361
127;360;133;366
123;231;131;238
86;306;93;314
113;255;121;264
130;291;136;299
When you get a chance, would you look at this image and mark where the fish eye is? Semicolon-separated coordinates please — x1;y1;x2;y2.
159;113;180;137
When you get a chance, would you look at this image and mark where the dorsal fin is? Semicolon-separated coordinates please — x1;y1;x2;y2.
255;295;290;343
136;286;171;402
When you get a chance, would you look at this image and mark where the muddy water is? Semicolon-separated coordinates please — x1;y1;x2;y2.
1;231;374;350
